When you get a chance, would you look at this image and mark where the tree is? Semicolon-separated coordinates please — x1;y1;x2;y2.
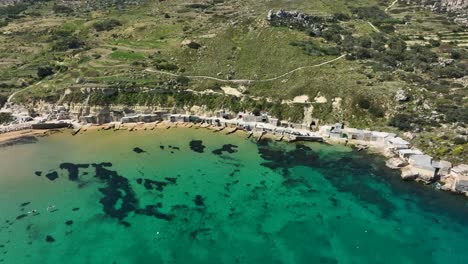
37;66;54;79
92;19;122;32
53;5;73;14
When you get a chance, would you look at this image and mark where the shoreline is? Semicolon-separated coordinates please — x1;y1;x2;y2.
1;119;467;198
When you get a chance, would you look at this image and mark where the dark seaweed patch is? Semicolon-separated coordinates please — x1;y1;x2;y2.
165;177;177;184
189;140;206;153
135;205;174;221
189;228;211;240
143;179;168;191
194;195;205;207
34;171;42;177
45;171;59;181
65;220;73;226
60;163;90;181
136;178;143;184
45;235;55;243
141;178;176;191
212;144;238;155
121;221;131;227
133;147;145;154
329;197;338;207
92;163;138;220
16;214;27;220
258;143;318;173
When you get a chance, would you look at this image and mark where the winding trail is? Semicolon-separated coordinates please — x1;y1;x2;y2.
144;54;346;84
385;0;399;12
367;21;381;33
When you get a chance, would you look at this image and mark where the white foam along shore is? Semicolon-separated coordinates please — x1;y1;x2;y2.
1;110;467;197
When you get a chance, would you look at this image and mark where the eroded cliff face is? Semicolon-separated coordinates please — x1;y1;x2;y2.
25;100;222;125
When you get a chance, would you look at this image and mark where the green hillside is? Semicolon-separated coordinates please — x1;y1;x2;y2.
0;0;467;162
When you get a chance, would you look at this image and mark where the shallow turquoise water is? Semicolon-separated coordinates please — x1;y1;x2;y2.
0;128;467;264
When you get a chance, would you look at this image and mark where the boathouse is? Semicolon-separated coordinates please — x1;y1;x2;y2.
387;137;411;150
452;164;468;192
398;149;423;160
408;154;436;182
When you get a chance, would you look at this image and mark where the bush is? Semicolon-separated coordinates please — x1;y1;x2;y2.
0;113;12;124
52;36;84;51
37;66;54;79
452;146;464;156
53;5;73;14
369;105;385;118
153;59;178;71
357;98;371;109
453;137;467;145
389;113;412;130
333;13;350;21
437;105;468;123
0;3;28;18
0;94;7;108
92;19;122;32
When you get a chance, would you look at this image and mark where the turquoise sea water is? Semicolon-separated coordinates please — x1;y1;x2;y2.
0;128;467;264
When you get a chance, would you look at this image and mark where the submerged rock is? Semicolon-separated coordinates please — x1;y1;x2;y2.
189;140;206;153
60;163;90;181
45;171;59;181
133;147;146;154
212;144;238;155
194;195;205;206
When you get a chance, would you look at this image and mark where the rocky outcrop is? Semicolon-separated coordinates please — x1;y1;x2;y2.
386;157;408;169
394;89;409;102
401;167;419;180
267;10;327;35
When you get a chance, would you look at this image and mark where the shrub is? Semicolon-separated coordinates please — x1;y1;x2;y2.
0;113;12;124
92;19;122;32
333;13;350;21
53;5;73;14
369;105;385;118
153;59;178;71
389;113;412;130
52;36;84;51
437;105;468;123
357;98;371;109
453;137;467;145
0;3;28;18
0;94;7;108
37;66;54;79
452;146;464;156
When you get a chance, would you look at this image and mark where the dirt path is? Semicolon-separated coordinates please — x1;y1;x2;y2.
367;21;381;33
144;54;346;84
385;0;399;12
